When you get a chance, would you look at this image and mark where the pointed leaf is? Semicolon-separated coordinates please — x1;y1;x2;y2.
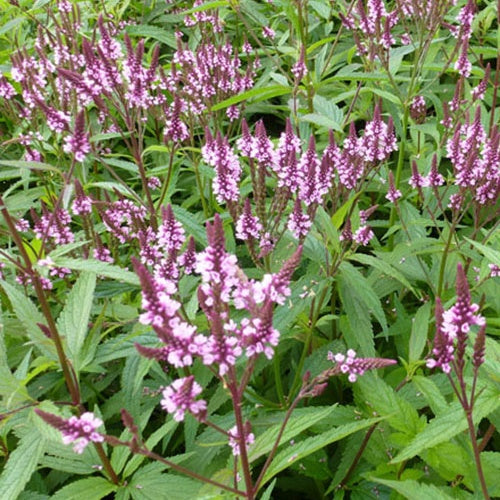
0;281;57;359
57;271;96;366
392;384;500;464
260;417;384;487
51;477;118;500
0;431;45;499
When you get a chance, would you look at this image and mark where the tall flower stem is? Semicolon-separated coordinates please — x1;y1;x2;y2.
388;105;409;251
228;372;255;500
465;409;490;500
0;199;120;485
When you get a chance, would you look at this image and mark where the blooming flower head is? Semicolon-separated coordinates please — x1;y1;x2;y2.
326;349;397;382
228;423;255;456
161;376;207;422
35;409;104;455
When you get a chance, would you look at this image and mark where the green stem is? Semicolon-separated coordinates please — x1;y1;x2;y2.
273;351;286;406
388;105;409;251
436;222;457;297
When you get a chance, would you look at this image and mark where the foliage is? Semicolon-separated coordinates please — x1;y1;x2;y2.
0;0;498;499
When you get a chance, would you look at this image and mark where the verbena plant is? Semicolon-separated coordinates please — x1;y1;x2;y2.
0;0;498;498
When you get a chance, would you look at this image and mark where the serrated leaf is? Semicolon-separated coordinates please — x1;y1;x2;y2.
0;281;57;359
409;302;431;362
128;463;200;499
171;205;207;245
0;160;62;176
249;406;336;462
338;262;388;355
260;417;383;487
56;272;96;367
52;258;139;286
391;383;500;463
348;253;418;297
0;431;45;499
368;478;457;500
125;25;176;48
51;477;117;500
465;238;500;266
356;373;422;435
210;85;290;112
412;376;448;415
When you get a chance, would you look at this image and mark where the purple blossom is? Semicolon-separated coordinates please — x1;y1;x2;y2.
35;410;104;455
157;204;186;254
160;376;207;422
163;97;189;143
385;171;402;202
202;131;241;203
326;349;397;382
410;95;426;124
228;424;255;456
63;111;90;162
426;299;455;374
287;198;312;239
34;206;74;245
454;38;471;77
262;26;276;40
236;199;262;240
178;236;196;274
93;246;113;263
442;263;485;340
353;225;374;246
147;176;161;190
0;75;16;99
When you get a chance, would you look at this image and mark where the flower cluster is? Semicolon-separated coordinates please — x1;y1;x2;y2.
35;409;104;454
326;349;396;382
160;376;207;422
228;424;255;456
446;109;499;206
427;264;486;374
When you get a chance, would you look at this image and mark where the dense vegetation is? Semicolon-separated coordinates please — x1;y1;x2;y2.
0;0;498;498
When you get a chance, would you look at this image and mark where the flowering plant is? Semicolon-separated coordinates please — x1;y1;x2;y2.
0;0;497;499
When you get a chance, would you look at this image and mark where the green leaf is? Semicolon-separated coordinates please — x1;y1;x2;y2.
182;0;228;14
171;205;207;245
0;281;57;359
0;160;62;177
127;463;200;499
260;417;384;487
465;238;500;266
301;113;343;131
249;406;337;463
356;373;422;436
51;477;118;500
409;302;431;362
391;383;500;464
331;194;359;229
52;258;140;286
210;85;290;112
368;478;458;500
348;253;419;297
0;431;45;499
56;272;96;369
125;25;176;48
338;262;388;354
412;376;448;415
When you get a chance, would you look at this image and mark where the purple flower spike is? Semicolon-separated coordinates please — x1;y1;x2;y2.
427;298;454;374
236;199;262;240
35;409;104;454
63;110;90;162
161;376;207;422
326;349;397;382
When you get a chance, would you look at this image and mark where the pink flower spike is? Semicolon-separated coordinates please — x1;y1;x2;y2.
161;376;207;422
